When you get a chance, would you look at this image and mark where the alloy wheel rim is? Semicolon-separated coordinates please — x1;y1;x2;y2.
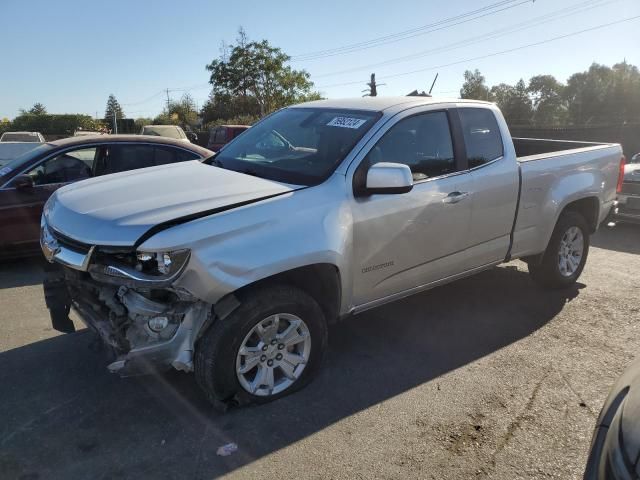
236;313;311;397
558;226;584;277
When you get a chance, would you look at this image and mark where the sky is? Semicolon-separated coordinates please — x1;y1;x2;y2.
0;0;638;120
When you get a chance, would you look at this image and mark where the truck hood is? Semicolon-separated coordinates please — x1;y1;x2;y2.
46;161;296;246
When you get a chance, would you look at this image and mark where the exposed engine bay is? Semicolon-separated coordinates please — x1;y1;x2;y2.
47;259;212;376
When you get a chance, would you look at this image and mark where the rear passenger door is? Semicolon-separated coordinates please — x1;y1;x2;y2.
350;108;475;307
457;107;519;267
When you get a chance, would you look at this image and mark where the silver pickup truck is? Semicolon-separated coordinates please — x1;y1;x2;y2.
41;97;624;406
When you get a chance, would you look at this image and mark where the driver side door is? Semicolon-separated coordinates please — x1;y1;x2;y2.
0;147;97;254
350;108;475;308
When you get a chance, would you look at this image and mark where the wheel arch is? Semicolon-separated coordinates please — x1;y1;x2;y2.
213;263;342;326
523;196;599;266
561;196;600;233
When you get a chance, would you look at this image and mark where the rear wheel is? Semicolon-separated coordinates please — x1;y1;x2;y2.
528;211;589;289
195;285;327;408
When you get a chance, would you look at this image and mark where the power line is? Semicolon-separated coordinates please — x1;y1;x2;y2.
120;83;211;107
291;0;533;61
121;90;165;106
168;83;211;92
315;14;640;90
312;0;616;79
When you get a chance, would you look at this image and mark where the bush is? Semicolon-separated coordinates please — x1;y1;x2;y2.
202;114;260;131
10;113;105;135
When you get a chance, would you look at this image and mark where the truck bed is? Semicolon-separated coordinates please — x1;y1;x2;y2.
509;138;622;260
513;137;614;160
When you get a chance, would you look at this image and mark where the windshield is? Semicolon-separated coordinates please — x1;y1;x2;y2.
214;107;380;185
1;132;41;142
142;126;184;139
0;143;52;174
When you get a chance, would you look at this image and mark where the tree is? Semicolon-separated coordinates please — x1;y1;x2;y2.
527;75;566;126
134;117;154;131
460;61;640;127
489;79;533;125
0;117;11;135
154;93;199;127
28;103;47;115
104;94;124;120
205;28;320;116
561;62;640;125
608;61;640;124
460;69;490;101
201;92;261;124
564;63;613;125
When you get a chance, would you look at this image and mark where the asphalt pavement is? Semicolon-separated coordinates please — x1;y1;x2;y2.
0;223;639;480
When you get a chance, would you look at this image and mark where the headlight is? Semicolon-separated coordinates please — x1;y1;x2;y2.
135;249;190;277
97;249;191;286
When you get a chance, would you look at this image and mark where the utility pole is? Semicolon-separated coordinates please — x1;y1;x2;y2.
362;73;384;97
112;110;118;134
166;88;171;111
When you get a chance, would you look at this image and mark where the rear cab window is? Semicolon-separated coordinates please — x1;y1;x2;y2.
231;128;248;139
458;108;503;168
214;128;227;143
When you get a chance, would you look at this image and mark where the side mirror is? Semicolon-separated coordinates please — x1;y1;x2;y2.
13;174;34;190
186;132;198;142
365;162;413;195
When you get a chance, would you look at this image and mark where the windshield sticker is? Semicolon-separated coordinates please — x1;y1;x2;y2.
0;167;12;176
326;116;367;129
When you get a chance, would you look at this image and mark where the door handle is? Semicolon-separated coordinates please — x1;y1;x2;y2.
442;191;469;204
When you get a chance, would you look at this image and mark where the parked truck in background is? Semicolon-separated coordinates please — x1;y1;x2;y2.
612;152;640;224
41;97;624;407
206;124;250;151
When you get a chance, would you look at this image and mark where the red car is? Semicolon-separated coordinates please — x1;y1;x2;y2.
206;124;250;151
0;135;213;260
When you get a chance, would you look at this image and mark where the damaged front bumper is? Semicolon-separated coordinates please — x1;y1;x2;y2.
42;223;212;376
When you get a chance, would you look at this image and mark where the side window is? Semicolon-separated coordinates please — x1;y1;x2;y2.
103;144;155;174
458;108;504;168
174;149;201;162
22;148;95;185
154;146;178;166
154;146;200;165
364;111;455;181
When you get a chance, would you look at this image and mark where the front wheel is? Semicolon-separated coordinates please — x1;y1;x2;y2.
195;285;327;408
528;211;590;289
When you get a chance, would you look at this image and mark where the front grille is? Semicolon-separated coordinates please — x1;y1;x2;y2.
51;229;92;254
621;181;640;196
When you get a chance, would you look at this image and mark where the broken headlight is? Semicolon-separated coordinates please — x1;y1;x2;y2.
98;249;191;285
134;249;191;277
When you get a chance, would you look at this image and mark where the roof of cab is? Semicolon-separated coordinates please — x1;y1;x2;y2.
291;96;492;112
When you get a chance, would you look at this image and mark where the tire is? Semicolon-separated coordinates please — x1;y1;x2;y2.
195;284;328;408
528;211;590;289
